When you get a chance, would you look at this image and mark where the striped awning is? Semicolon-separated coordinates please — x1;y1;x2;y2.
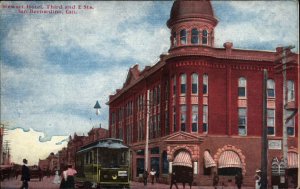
288;152;298;168
218;150;242;168
173;151;192;168
204;151;216;168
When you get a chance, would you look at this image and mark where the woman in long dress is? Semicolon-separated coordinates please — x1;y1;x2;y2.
53;170;61;184
254;169;261;189
59;166;68;189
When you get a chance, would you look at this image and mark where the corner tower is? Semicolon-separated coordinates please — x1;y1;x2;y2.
167;0;218;51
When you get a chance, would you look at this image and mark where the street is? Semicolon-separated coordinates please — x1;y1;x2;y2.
0;176;256;189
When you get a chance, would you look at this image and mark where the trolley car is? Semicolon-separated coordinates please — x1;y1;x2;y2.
75;138;130;189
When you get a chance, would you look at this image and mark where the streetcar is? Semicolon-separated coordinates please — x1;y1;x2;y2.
75;138;130;189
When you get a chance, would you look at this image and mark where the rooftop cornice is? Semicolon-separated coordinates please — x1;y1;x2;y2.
107;59;166;105
167;45;277;62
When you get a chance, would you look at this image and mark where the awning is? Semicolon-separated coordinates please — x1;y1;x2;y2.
288;152;298;168
204;151;216;168
218;150;242;168
173;151;192;168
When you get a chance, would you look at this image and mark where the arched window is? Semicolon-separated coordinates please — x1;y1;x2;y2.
173;31;177;47
238;77;246;97
191;28;199;44
180;29;187;45
180;74;186;95
267;79;275;97
202;30;208;45
218;150;242;176
192;73;198;94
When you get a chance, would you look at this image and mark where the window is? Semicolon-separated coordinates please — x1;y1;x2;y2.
173;32;177;47
165;80;169;100
238;77;246;97
165;111;170;135
162;151;169;174
287;80;295;102
267;79;275;97
180;29;187;45
151;147;159;154
180;105;186;131
202;30;208;45
203;105;208;133
238;108;247;136
151;157;160;174
267;109;275;135
192;105;198;132
286;110;295;136
180;74;186;95
173;106;176;132
136;158;145;177
172;76;176;96
192;73;198;94
191;28;199;44
272;158;285;176
203;74;208;95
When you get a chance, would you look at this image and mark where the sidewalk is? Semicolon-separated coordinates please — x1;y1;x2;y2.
130;181;254;189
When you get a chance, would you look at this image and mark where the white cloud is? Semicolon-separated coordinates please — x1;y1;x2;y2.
3;128;68;165
214;1;299;51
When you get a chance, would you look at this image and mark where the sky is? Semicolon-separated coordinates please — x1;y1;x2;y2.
0;1;299;165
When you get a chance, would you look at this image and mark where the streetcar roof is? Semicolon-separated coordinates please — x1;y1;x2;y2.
76;138;128;154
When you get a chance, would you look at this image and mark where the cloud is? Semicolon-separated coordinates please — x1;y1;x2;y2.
213;1;299;51
3;128;68;165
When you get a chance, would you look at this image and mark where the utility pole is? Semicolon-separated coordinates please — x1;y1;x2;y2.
261;69;268;189
274;45;297;188
145;89;150;172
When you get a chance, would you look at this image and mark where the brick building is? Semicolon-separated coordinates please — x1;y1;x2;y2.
57;127;109;169
107;0;298;187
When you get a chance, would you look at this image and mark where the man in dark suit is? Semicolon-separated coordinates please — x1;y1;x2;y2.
20;158;30;189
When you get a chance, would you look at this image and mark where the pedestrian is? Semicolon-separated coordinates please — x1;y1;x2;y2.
65;164;77;189
235;172;243;189
59;165;68;189
170;171;179;189
213;171;219;189
254;169;261;189
150;168;156;184
53;170;61;184
155;171;160;182
143;170;148;186
20;158;30;189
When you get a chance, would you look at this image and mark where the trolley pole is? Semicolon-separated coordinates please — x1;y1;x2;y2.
145;89;150;172
261;69;268;189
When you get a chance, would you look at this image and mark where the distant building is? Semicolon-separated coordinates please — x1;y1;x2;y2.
107;0;298;187
57;127;109;169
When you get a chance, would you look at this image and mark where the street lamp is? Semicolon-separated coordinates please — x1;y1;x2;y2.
94;100;101;128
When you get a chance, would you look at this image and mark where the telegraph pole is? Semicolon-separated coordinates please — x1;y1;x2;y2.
261;69;268;189
145;89;150;172
274;45;296;188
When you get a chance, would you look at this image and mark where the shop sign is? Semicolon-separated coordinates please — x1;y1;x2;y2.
268;140;282;150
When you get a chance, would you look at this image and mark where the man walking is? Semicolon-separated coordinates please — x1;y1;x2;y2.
20;158;30;189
